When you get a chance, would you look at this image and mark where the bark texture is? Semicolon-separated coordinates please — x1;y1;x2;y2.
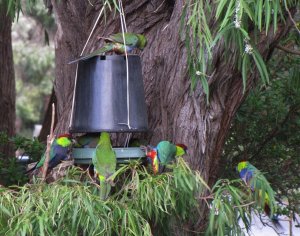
0;4;15;158
49;0;294;231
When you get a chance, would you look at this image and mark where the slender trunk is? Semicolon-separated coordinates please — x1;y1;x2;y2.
0;3;15;158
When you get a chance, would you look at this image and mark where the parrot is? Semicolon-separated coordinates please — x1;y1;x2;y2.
237;161;279;223
146;148;159;175
145;141;187;174
26;134;73;175
74;133;99;148
93;132;117;200
68;32;147;64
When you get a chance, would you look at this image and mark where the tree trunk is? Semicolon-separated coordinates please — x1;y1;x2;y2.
0;3;15;158
50;0;294;231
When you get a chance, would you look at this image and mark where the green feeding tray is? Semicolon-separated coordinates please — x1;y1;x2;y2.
72;147;146;164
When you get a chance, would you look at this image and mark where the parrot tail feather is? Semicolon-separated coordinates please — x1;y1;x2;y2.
264;203;282;228
25;162;38;174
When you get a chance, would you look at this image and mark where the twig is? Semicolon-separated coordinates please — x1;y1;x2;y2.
259;213;283;236
233;201;256;209
289;207;293;236
284;0;300;35
42;103;56;181
86;165;101;188
249;105;298;159
276;45;300;56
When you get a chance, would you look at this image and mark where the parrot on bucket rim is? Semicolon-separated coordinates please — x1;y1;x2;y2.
68;32;147;64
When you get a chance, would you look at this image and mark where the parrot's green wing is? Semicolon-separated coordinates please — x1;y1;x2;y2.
36;140;56;168
94;145;117;177
93;132;117;200
157;141;177;165
109;33;139;47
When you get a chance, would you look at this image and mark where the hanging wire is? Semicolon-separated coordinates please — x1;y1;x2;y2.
117;0;132;130
69;4;107;129
124;133;132;147
117;0;134;147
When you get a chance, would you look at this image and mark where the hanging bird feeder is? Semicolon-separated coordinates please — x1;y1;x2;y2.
69;55;148;164
69;55;148;133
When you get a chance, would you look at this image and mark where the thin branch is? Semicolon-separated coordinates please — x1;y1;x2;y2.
289;212;293;236
249;105;298;159
233;201;256;209
284;1;300;35
42;103;55;181
259;213;283;236
276;45;300;56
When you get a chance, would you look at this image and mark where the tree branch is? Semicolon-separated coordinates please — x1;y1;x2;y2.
283;2;300;35
276;45;300;56
250;105;298;159
42;103;55;181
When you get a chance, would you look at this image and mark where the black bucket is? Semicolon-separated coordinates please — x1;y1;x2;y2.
69;55;148;133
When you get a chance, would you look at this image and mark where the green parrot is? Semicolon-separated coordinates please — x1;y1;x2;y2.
93;132;117;200
145;141;187;174
156;141;187;165
68;32;147;64
26;134;72;175
74;133;99;148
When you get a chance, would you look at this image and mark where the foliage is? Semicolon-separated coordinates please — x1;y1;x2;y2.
0;155;279;235
14;43;54;127
12;5;54;134
222;27;300;222
207;179;251;236
182;0;298;99
0;132;44;186
0;159;209;236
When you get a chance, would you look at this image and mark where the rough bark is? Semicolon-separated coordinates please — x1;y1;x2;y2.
0;4;15;158
51;0;88;132
49;0;294;231
38;89;57;142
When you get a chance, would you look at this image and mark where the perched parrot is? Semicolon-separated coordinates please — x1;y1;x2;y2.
26;134;72;175
74;133;99;148
68;32;147;64
93;132;117;200
145;141;187;174
237;161;278;222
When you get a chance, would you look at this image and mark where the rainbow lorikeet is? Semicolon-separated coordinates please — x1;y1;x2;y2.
26;134;72;175
68;32;147;64
146;141;187;174
237;161;278;222
93;132;117;200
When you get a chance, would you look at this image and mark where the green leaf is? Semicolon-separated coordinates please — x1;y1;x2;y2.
201;76;210;104
242;54;250;92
